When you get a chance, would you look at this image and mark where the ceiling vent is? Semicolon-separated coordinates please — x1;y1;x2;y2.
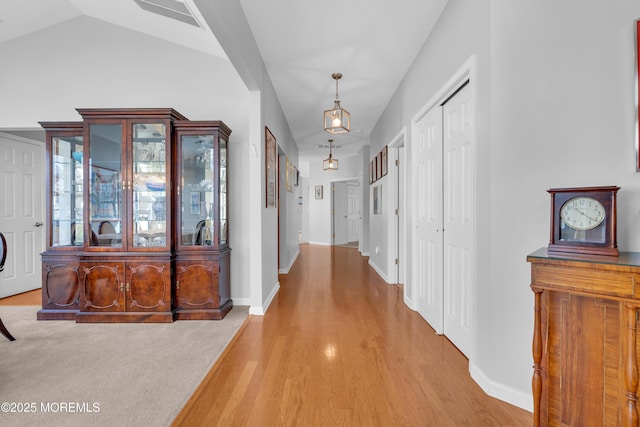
134;0;201;27
317;144;342;150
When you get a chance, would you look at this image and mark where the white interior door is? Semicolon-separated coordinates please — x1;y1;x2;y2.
442;83;473;357
346;182;360;243
333;182;348;245
413;106;444;334
0;134;45;298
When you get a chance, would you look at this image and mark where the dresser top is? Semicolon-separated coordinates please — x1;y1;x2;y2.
528;247;640;268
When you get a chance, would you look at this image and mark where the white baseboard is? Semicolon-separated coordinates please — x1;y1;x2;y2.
307;241;330;246
403;294;416;311
278;249;300;274
368;259;390;283
249;281;280;315
231;297;251;306
469;362;533;412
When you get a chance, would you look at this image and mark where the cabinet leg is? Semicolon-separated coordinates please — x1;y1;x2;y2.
624;305;639;427
0;317;15;341
532;289;542;427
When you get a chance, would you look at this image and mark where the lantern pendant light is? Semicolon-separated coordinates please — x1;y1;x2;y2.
323;139;339;171
324;73;350;134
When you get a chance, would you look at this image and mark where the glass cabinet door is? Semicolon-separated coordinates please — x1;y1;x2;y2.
89;124;123;248
51;135;83;247
131;123;167;248
179;134;216;247
219;138;228;245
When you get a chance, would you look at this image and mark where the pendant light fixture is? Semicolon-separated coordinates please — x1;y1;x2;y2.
323;139;339;171
324;73;350;134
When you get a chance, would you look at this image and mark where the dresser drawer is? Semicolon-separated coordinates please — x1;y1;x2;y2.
532;264;638;298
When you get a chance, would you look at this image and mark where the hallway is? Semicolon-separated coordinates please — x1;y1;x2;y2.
174;244;530;426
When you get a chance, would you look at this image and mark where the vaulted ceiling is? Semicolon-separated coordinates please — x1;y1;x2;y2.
0;0;448;157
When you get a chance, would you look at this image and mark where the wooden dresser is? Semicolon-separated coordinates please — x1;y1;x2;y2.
528;248;640;427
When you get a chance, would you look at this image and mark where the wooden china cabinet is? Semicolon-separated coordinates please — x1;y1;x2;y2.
38;108;232;322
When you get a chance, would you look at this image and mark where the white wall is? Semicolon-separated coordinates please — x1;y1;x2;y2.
359;145;371;256
370;0;640;411
192;0;300;313
369;0;503;406
0;4;302;315
0;16;256;304
368;173;391;281
488;0;640;405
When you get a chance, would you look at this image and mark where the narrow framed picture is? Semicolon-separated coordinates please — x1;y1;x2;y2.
315;185;323;199
381;146;388;177
286;157;293;192
265;127;277;207
373;185;382;214
369;161;374;184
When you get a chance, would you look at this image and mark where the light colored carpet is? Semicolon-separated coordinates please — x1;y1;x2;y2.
0;306;249;427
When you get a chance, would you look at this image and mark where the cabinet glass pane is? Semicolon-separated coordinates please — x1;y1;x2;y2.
51;135;83;247
180;135;215;246
89;124;123;247
219;138;227;245
132;123;167;248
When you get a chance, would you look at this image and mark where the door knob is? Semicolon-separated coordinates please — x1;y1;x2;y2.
34;222;43;227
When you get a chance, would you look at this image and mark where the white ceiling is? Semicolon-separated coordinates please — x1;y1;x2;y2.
0;0;448;157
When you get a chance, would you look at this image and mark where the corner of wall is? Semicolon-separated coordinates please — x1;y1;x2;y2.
469;362;532;413
250;280;280;316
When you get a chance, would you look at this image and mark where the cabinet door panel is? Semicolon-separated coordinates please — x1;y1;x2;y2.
543;292;622;426
43;263;80;308
127;263;169;311
175;263;218;308
82;263;123;310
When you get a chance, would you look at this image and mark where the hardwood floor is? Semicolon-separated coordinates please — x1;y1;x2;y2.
0;288;40;305
173;244;531;426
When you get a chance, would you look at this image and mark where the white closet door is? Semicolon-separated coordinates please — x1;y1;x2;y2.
442;83;473;357
413;106;444;334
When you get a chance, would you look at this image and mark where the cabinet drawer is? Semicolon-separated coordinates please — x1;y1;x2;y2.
533;264;637;298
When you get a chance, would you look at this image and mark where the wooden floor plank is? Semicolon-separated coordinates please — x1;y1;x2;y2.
173;244;532;426
0;289;40;305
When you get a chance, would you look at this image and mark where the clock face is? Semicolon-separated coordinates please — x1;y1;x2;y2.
560;197;605;231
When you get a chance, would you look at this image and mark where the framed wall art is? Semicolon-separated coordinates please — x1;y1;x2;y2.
285;156;294;192
265;127;277;207
315;185;323;199
381;145;388;177
373;185;382;214
369;160;374;184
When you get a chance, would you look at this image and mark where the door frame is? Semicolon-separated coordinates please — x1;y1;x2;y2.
388;128;407;289
409;55;477;356
0;131;46;297
330;177;359;246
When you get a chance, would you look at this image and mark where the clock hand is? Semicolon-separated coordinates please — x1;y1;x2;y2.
576;209;597;222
